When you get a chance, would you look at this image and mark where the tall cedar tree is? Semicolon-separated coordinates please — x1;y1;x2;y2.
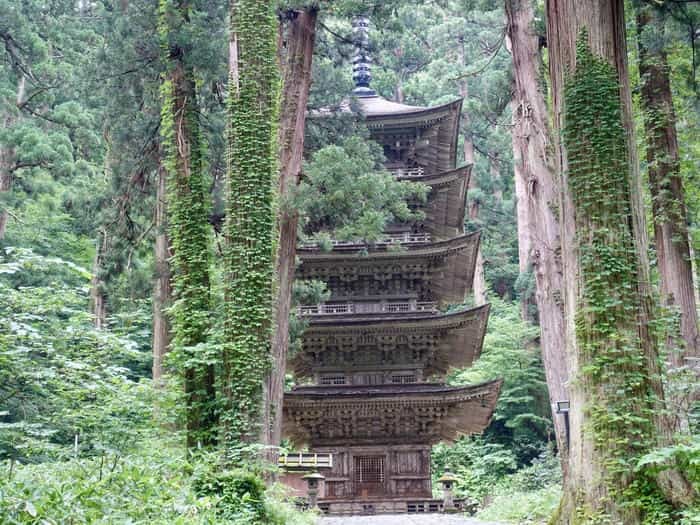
505;0;569;475
158;0;216;448
545;1;695;522
263;7;318;454
152;159;171;384
637;5;699;375
222;0;279;445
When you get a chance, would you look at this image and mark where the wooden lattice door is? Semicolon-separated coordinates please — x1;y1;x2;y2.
353;455;385;497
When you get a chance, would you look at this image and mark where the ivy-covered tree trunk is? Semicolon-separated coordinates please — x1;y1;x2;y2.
637;5;699;375
222;0;279;446
262;7;317;455
152;161;171;385
158;0;216;448
545;1;694;521
506;0;570;476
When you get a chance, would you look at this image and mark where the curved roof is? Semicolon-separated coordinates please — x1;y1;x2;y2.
297;232;481;306
355;95;460;120
354;95;428;116
293;304;491;379
283;378;503;446
407;165;471;240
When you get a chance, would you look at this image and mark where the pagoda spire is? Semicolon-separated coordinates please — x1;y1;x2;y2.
352;15;375;97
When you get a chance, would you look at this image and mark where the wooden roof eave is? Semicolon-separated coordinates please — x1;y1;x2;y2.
359;97;460;122
297;231;482;306
291;304;491;378
297;231;479;262
282;378;503;446
405;165;471;238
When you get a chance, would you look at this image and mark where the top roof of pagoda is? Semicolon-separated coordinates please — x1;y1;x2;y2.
356;94;462;120
313;95;463;129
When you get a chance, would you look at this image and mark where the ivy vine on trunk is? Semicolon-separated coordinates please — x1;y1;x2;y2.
158;0;217;449
222;0;280;447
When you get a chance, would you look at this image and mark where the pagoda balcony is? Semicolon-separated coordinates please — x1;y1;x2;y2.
298;300;438;317
300;232;431;250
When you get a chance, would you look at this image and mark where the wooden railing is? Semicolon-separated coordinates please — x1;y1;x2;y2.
300;232;430;249
387;166;425;178
278;452;333;469
298;301;438;316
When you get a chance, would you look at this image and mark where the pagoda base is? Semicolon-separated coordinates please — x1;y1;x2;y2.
312;444;432;501
316;497;472;516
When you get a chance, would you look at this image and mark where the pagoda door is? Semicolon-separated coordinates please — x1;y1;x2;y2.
353;455;386;497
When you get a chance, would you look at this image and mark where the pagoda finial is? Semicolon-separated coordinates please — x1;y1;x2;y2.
352;15;375;97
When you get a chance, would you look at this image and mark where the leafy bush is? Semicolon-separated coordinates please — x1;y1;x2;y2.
0;444;314;525
476;483;561;524
0;247;151;462
433;437;518;501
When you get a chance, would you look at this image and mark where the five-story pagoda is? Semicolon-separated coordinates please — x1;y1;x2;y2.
282;17;502;515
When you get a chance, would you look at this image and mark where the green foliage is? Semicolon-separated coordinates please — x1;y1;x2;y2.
477;483;561;524
434;436;561;523
452;297;552;464
0;442;314;525
636;437;700;491
298;133;427;242
0;247;151;462
0;244;310;524
222;0;280;445
433;437;518;501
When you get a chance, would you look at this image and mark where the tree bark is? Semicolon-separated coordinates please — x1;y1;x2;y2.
0;76;23;240
489;152;502;203
545;1;694;521
152;161;171;385
89;229;108;329
0;150;12;240
261;7;318;458
468;188;487;305
637;5;699;374
458;43;486;305
506;0;570;476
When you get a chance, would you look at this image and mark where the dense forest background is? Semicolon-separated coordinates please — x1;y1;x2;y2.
0;0;698;523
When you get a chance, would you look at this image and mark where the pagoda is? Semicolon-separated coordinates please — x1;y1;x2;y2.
282;17;502;515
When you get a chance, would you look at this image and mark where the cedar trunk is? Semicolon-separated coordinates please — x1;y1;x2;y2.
506;0;569;474
545;1;694;521
90;229;108;329
0;77;23;239
637;6;699;374
169;58;216;448
152;161;171;384
262;8;318;455
222;0;278;445
457;47;486;305
0;155;11;240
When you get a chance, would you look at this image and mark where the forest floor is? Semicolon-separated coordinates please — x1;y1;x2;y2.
317;514;506;525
